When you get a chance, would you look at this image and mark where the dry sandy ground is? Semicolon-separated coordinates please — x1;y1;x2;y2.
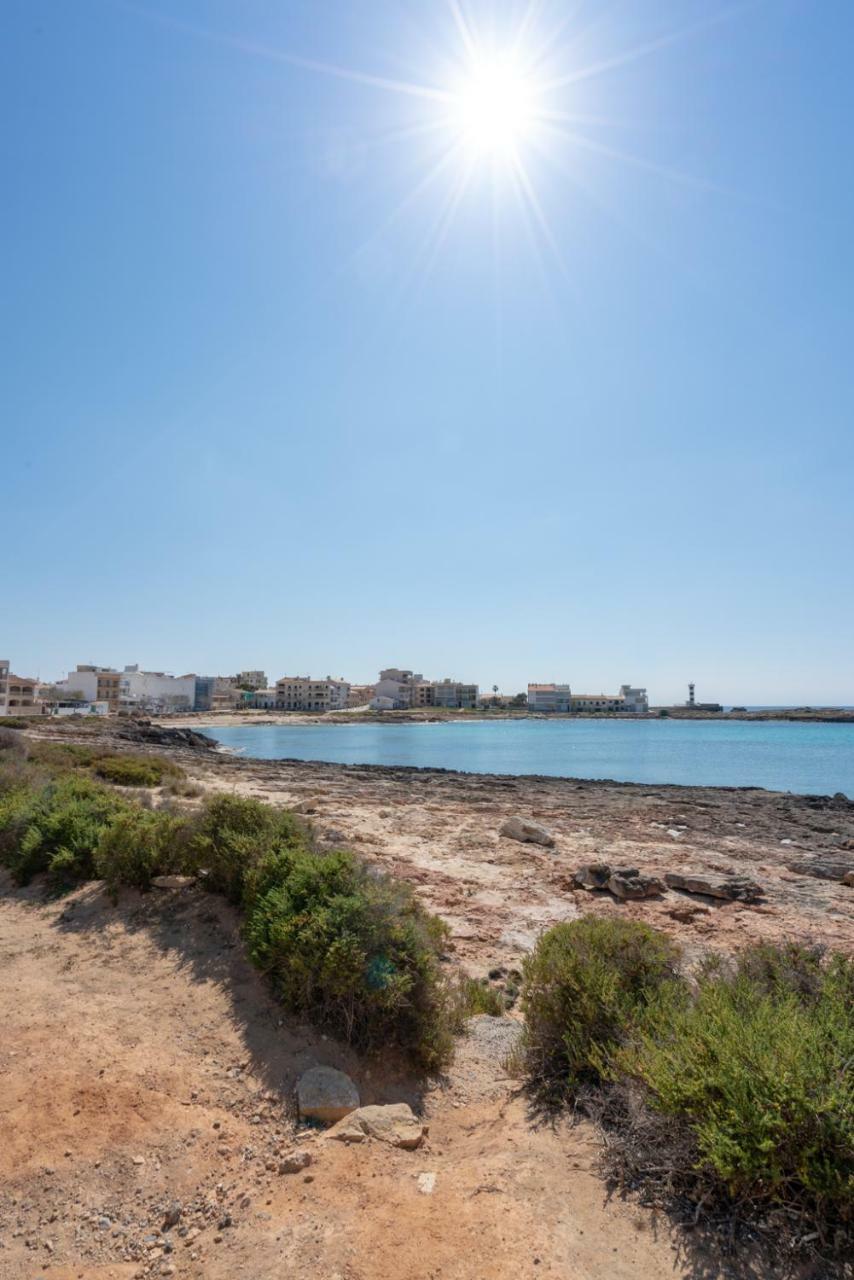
2;874;726;1280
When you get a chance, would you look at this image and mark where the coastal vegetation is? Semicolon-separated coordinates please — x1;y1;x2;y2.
0;731;456;1070
517;919;853;1263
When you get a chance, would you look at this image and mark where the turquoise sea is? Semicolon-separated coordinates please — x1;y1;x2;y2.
206;719;854;798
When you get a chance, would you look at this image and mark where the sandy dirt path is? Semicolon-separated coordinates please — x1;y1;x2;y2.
1;874;712;1280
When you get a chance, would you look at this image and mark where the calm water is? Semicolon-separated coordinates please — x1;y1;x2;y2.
207;719;854;798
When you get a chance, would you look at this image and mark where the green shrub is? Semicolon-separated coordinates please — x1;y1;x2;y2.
617;947;854;1222
0;717;32;730
518;917;680;1095
450;975;507;1022
0;775;129;887
185;794;309;903
93;754;183;787
244;846;453;1069
95;808;187;897
26;741;99;770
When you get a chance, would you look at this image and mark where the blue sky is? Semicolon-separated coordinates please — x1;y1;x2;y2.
2;0;852;704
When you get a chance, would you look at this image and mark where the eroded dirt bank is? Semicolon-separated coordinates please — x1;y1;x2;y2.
3;876;712;1280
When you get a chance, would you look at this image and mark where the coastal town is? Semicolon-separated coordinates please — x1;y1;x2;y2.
0;658;651;717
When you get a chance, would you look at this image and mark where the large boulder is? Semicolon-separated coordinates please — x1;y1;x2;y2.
324;1103;426;1150
500;816;555;848
296;1067;360;1126
664;871;762;902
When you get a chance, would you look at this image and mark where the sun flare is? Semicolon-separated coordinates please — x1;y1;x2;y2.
449;55;538;156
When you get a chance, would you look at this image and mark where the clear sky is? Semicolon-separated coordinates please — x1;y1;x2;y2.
2;0;852;704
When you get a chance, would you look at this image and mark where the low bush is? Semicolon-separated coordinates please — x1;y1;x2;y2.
94;808;187;897
26;741;99;770
614;946;854;1241
244;847;453;1069
0;717;32;730
0;775;130;887
518;917;680;1096
184;794;309;903
93;753;183;788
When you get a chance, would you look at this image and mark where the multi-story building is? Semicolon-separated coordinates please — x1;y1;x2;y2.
412;679;479;709
372;670;478;710
527;683;572;712
274;676;351;712
372;669;423;709
236;670;267;690
8;674;37;714
528;682;648;713
619;685;649;713
0;660;9;716
248;688;279;709
571;685;649;713
118;665;196;713
64;665;122;711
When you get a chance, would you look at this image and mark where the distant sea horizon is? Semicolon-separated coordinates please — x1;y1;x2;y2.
207;718;854;799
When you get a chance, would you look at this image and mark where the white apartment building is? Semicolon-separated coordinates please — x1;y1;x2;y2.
119;665;196;713
0;660;9;716
63;665;122;711
274;676;351;712
527;684;572;712
529;682;649;713
618;685;649;713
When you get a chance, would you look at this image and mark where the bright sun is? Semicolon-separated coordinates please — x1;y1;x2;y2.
450;55;538;157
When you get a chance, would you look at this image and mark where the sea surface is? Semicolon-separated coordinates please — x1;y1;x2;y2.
206;719;854;798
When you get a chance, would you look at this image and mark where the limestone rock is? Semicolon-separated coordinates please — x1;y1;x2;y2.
608;870;664;899
843;871;854;887
572;863;612;891
500;816;555;848
664;871;762;902
325;1103;426;1150
297;1067;360;1125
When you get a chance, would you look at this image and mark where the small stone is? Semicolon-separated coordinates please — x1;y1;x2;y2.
132;1156;145;1166
162;1202;182;1230
98;1217;112;1230
279;1151;312;1175
152;875;196;890
325;1103;426;1150
500;816;555;848
417;1172;437;1195
296;1066;360;1125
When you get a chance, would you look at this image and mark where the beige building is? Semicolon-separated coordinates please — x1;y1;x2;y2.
372;669;478;710
4;672;39;716
66;665;121;711
274;676;350;712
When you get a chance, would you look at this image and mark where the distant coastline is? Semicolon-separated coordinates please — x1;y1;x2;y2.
158;706;854;730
